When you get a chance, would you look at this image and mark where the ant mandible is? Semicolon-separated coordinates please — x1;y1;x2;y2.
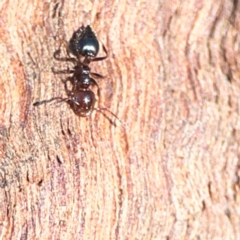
33;25;122;125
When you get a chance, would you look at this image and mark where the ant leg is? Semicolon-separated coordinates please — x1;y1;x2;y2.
33;97;68;106
89;116;98;148
94;107;125;127
34;77;73;107
63;77;74;96
90;73;105;103
90;78;101;101
53;49;77;64
91;43;108;62
52;67;75;75
57;38;73;57
90;72;106;79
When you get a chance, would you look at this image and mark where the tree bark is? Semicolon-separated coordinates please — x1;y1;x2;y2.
0;0;239;239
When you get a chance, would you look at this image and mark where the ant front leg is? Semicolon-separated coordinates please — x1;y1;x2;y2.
52;67;75;75
91;43;108;62
53;49;77;64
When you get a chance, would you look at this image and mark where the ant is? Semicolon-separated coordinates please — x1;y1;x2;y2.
33;25;122;125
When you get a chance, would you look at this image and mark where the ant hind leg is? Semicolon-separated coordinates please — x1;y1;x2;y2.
33;97;68;106
94;107;125;127
89;116;98;148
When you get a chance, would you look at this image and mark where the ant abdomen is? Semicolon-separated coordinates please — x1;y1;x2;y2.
69;90;96;117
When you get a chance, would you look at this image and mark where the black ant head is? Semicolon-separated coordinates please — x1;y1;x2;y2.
69;25;100;58
69;90;96;117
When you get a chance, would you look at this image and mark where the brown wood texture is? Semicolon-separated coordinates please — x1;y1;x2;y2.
0;0;240;239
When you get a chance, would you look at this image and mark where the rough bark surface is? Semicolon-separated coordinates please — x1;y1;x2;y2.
0;0;239;239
